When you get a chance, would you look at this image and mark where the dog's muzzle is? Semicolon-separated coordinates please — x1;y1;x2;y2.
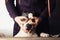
26;24;33;30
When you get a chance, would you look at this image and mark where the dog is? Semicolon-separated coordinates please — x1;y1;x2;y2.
14;13;50;37
14;13;40;37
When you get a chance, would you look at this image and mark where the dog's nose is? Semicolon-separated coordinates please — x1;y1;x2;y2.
26;24;32;30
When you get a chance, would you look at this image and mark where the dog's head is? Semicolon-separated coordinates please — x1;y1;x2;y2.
19;13;40;33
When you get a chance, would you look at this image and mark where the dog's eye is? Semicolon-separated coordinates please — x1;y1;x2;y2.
21;19;27;21
32;19;35;22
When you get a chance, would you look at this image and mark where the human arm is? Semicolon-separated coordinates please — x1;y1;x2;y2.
5;0;17;19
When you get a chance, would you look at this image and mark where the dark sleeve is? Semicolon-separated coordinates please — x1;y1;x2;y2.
49;0;60;34
40;7;48;19
5;0;17;19
39;0;48;20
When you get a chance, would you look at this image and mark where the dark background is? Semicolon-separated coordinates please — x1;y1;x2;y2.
49;0;60;35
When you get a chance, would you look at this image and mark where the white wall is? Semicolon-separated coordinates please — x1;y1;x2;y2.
0;0;14;37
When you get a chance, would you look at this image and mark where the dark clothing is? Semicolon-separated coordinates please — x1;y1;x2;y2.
5;0;48;19
49;0;60;35
5;0;49;36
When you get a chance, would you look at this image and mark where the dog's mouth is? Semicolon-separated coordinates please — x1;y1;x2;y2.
26;28;32;31
26;24;33;29
25;24;36;32
26;28;33;33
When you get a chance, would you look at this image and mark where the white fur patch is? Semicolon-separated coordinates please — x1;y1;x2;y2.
28;13;33;18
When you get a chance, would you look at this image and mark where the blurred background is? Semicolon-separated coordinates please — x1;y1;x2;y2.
0;0;15;37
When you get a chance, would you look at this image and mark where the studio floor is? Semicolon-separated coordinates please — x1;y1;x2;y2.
0;37;60;40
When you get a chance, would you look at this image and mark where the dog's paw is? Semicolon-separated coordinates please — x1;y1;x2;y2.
40;32;49;37
51;35;60;37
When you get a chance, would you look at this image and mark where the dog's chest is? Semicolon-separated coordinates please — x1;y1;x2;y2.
14;31;37;37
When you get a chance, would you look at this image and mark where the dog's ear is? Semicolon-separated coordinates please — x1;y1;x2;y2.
14;16;28;27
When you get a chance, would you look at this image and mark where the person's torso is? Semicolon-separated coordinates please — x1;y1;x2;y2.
16;0;47;16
